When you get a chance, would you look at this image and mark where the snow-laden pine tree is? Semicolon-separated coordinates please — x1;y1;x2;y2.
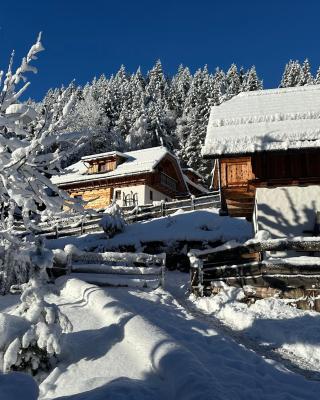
176;66;214;176
211;67;227;105
224;64;241;101
315;67;320;85
298;59;314;86
0;34;74;376
168;65;192;118
280;60;302;87
0;34;80;241
241;66;263;92
145;60;173;148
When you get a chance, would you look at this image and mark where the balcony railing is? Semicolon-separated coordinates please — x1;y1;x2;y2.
160;172;177;191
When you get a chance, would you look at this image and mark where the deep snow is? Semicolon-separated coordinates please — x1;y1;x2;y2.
39;276;320;399
46;208;253;252
2;273;320;399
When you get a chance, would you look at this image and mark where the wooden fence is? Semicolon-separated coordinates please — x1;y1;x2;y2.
14;192;221;239
56;248;166;289
188;237;320;297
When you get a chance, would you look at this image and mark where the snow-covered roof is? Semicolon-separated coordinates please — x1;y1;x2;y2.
182;167;205;180
202;85;320;157
52;146;179;186
81;151;128;162
183;174;209;194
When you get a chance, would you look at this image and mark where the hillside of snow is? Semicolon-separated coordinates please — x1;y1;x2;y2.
46;208;253;252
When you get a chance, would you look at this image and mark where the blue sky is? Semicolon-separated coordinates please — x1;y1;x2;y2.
0;0;319;100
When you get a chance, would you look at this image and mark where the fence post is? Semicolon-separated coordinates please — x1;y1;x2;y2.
81;220;84;235
198;259;204;296
191;195;195;211
160;255;166;288
161;200;165;217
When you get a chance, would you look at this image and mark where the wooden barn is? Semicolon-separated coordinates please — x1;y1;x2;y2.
202;85;320;221
52;146;207;210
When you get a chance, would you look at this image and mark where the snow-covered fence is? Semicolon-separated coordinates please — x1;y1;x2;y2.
13;193;221;239
124;192;221;223
62;245;166;289
14;214;104;239
188;237;320;299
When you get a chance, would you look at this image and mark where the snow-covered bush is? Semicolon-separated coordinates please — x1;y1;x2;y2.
99;202;126;238
2;239;72;376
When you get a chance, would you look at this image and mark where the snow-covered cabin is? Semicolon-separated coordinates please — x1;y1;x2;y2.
52;146;191;209
203;85;320;220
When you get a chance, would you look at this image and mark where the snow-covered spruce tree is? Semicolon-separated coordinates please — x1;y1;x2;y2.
224;64;241;101
315;67;320;85
279;60;302;88
0;33;80;292
241;66;263;92
0;34;75;375
298;59;314;86
145;60;173;149
175;66;214;177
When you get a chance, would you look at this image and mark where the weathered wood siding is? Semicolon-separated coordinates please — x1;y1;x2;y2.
70;187;113;209
219;150;320;219
88;160;117;174
251;150;320;184
220;157;255;219
153;155;188;197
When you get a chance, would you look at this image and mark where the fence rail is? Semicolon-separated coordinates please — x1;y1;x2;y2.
57;247;166;289
14;192;221;239
188;237;320;296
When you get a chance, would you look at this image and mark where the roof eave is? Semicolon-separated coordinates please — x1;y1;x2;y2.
202;145;320;159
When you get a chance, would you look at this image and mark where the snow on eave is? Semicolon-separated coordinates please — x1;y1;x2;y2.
54;169;154;187
203;84;320;157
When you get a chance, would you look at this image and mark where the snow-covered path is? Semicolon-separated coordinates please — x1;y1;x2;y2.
40;276;320;400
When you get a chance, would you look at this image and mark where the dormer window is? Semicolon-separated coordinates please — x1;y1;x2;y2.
82;151;128;175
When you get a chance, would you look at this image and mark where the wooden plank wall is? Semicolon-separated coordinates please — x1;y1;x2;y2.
69;187;113;209
220;157;255;219
220;150;320;219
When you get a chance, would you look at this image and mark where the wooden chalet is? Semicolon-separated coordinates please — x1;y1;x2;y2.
52;147;192;210
202;85;320;220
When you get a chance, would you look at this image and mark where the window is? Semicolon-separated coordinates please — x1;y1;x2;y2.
115;190;121;200
150;190;153;201
98;163;108;173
